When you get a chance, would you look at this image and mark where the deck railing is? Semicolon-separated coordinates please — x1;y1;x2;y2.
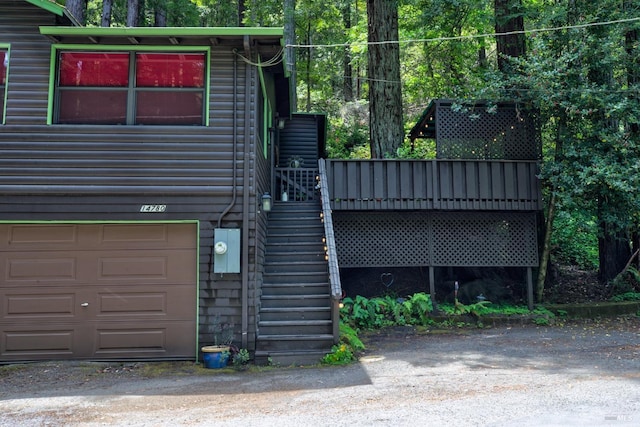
317;159;342;344
274;167;320;202
324;159;542;211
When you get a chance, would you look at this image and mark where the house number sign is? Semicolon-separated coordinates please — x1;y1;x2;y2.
139;204;167;213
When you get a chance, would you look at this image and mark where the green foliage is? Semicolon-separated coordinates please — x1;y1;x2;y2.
231;348;250;367
401;292;434;325
339;322;365;352
340;293;435;330
610;266;640;295
611;292;640;302
550;209;599;269
322;343;354;365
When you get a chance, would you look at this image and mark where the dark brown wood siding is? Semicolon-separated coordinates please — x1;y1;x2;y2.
278;114;322;168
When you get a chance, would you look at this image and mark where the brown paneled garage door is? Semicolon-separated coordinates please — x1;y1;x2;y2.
0;223;198;362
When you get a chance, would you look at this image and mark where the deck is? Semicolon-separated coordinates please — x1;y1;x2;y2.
318;159;541;211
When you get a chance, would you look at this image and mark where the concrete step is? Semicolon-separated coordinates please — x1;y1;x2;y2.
254;349;329;366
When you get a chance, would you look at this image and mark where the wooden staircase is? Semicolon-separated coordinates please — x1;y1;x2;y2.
255;200;334;365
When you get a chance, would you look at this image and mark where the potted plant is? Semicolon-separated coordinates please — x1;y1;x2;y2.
288;155;304;168
201;316;234;369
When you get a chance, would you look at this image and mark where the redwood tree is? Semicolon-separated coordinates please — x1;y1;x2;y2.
367;0;403;158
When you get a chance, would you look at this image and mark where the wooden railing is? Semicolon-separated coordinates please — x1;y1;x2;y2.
317;159;342;344
324;159;542;211
274;167;319;202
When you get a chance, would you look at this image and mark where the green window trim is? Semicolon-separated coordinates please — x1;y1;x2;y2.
47;44;211;126
0;44;9;125
258;58;272;159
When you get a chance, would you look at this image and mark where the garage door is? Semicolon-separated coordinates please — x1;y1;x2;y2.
0;223;198;362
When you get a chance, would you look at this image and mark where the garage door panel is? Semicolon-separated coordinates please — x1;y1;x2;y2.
96;285;196;319
99;223;195;248
3;255;77;283
2;290;76;320
1;327;77;358
93;322;196;358
97;250;196;283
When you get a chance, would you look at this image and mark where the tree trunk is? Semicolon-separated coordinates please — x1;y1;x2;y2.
101;0;113;27
494;0;525;72
536;192;556;302
367;0;403;158
305;22;312;112
598;218;631;283
238;0;245;26
127;0;140;27
154;4;167;27
342;3;354;102
66;0;86;25
284;0;297;112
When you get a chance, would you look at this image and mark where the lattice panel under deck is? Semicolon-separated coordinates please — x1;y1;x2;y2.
333;212;431;267
431;212;538;267
333;212;538;268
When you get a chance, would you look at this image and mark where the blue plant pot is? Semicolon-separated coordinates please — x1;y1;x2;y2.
202;346;230;369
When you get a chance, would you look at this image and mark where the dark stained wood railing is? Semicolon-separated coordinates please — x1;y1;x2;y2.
275;167;319;202
325;159;542;211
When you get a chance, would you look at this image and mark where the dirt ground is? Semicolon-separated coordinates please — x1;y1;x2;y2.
1;316;639;427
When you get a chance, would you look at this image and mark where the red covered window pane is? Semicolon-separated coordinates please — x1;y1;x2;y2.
1;50;7;85
58;89;128;124
136;91;203;125
136;53;205;88
59;52;129;87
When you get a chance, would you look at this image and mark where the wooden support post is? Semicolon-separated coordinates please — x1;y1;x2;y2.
429;266;438;310
527;267;534;311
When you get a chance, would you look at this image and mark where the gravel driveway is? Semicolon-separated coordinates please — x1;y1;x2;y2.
1;317;639;427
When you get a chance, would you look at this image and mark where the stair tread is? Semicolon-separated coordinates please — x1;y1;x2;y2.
257;334;334;340
263;282;329;288
265;260;326;265
260;306;330;312
260;319;331;324
260;294;330;299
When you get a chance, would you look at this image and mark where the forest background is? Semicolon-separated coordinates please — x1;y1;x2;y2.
60;0;640;302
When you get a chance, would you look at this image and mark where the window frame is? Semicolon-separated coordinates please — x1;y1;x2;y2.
0;44;9;125
48;44;210;126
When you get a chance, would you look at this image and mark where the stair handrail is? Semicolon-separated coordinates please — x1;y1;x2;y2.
317;158;342;344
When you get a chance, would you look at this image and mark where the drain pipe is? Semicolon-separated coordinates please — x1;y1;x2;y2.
217;55;239;229
240;35;252;349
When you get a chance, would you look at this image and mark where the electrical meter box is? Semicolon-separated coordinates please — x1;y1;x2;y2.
213;228;240;273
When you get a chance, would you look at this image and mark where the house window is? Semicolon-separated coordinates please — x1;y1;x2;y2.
56;51;205;125
1;49;7;123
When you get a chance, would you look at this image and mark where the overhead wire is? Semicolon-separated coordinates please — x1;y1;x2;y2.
286;16;640;49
